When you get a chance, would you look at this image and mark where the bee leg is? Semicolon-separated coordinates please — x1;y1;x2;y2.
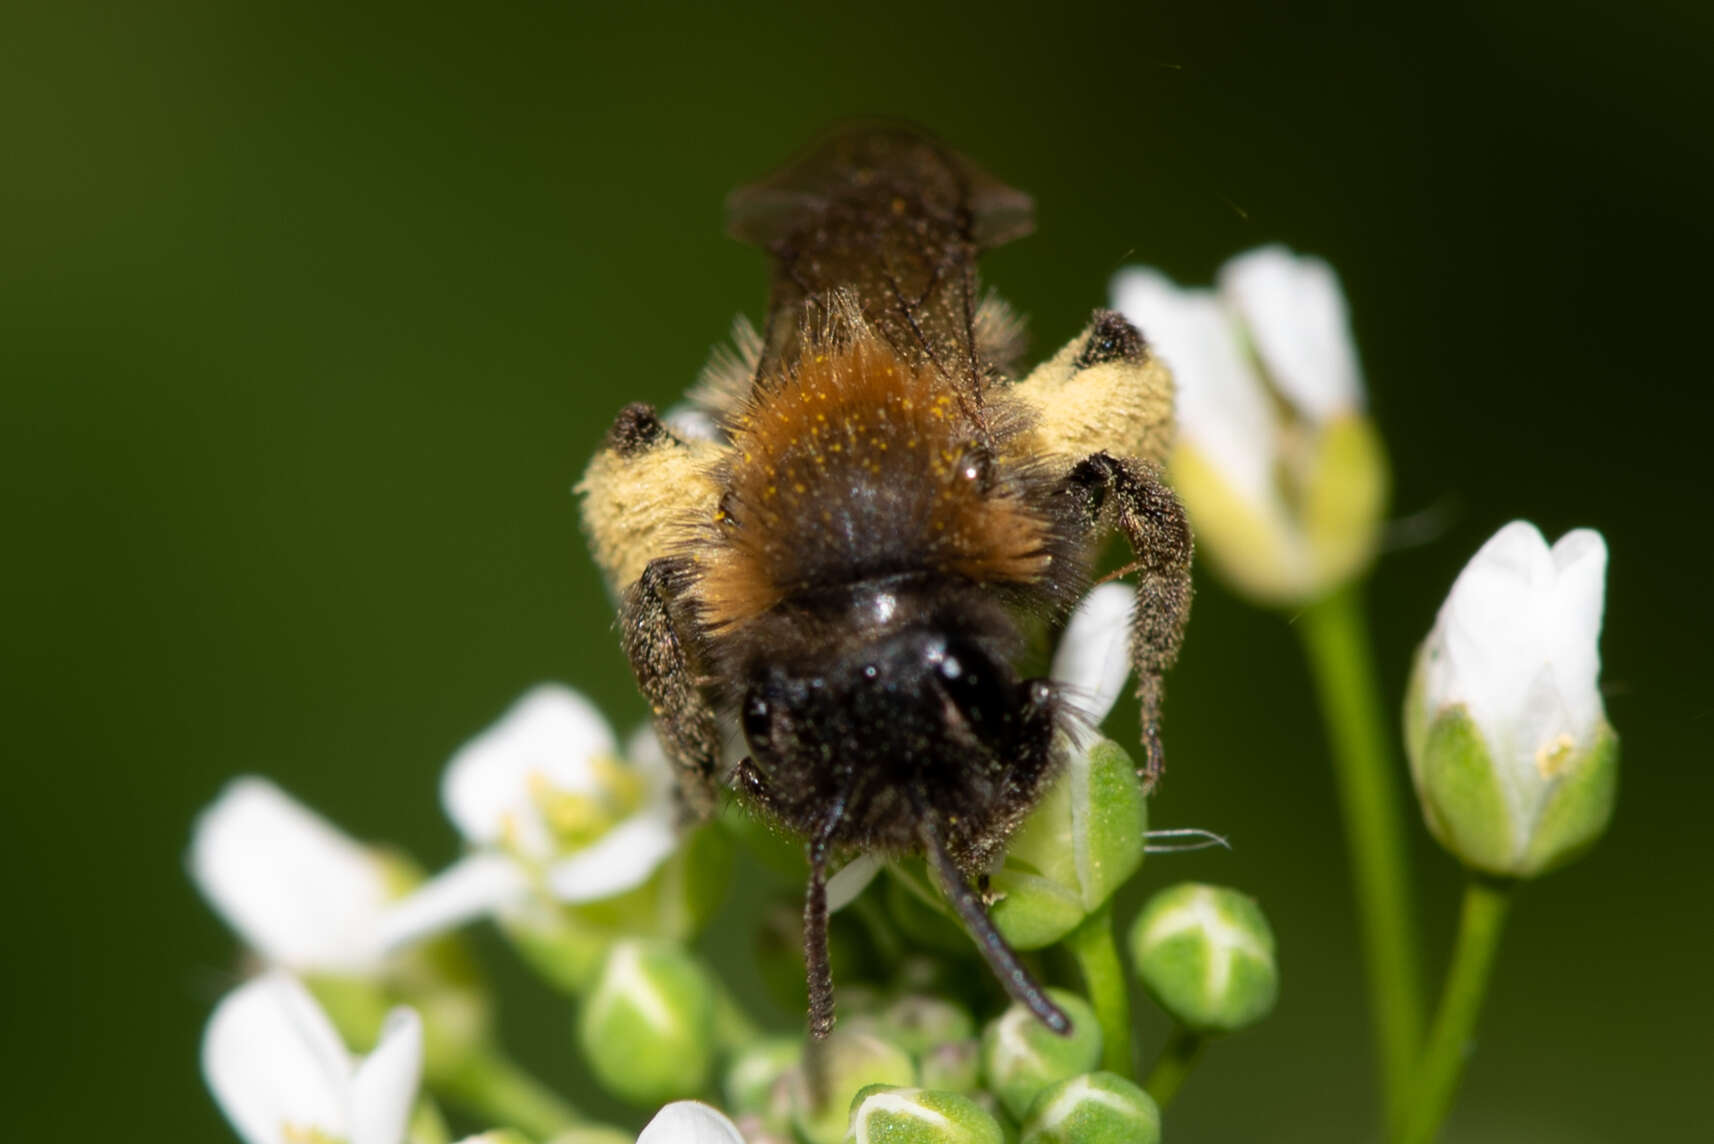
620;557;722;819
1063;452;1193;787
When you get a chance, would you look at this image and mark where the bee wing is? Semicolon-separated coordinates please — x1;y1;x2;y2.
728;123;1033;395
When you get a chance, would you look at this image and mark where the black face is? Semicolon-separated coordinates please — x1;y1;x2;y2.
732;588;1060;866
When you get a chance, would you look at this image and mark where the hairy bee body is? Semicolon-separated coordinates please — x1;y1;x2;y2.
577;126;1190;1036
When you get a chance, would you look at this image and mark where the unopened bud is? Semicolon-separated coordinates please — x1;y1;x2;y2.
724;1035;800;1127
979;989;1102;1120
788;1031;916;1144
577;940;716;1104
988;739;1148;951
875;995;976;1057
1019;1071;1160;1144
1128;883;1278;1033
918;1040;980;1093
1405;522;1617;878
844;1086;1005;1144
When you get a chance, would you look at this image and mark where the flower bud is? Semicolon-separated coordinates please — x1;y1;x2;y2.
1405;522;1618;878
979;989;1102;1121
987;737;1148;950
788;1031;916;1144
918;1040;981;1093
875;995;976;1057
1127;883;1278;1033
844;1086;1005;1144
1112;246;1388;606
577;940;716;1105
1019;1072;1160;1144
723;1035;801;1125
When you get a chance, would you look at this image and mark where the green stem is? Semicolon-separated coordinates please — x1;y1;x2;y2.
1065;902;1133;1078
1142;1024;1205;1109
1297;585;1425;1131
440;1045;582;1140
1396;879;1512;1144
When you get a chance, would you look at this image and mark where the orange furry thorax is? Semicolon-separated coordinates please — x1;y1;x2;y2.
694;328;1051;630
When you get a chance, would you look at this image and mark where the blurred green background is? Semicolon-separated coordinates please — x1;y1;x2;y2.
4;1;1710;1139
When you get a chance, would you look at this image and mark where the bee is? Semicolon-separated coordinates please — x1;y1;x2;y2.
577;126;1191;1038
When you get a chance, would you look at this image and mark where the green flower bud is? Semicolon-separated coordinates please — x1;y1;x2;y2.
979;989;1102;1121
876;995;976;1057
724;1035;801;1123
1405;522;1617;878
987;739;1148;951
577;939;716;1105
1128;882;1277;1033
1019;1072;1160;1144
844;1086;1005;1144
788;1031;916;1144
918;1040;981;1093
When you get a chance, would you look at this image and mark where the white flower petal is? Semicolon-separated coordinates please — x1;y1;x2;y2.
375;852;531;953
350;1007;424;1144
826;852;883;912
1111;267;1276;506
202;972;353;1144
1548;528;1608;737
1050;582;1137;731
544;803;679;903
189;777;390;973
1218;245;1363;421
1432;521;1554;748
442;684;619;858
636;1101;747;1144
1425;520;1609;790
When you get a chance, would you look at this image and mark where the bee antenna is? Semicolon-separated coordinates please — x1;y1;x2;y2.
912;785;1071;1036
803;835;837;1042
803;778;861;1045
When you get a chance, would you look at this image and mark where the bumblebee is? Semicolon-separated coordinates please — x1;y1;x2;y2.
577;126;1191;1037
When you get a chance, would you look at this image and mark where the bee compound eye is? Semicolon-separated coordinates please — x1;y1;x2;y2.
742;694;771;743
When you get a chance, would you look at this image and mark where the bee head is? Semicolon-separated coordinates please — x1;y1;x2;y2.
734;580;1057;853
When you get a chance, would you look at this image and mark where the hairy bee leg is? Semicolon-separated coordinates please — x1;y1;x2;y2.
620;557;722;819
1064;452;1193;787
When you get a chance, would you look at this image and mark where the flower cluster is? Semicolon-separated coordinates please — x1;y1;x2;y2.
190;244;1619;1144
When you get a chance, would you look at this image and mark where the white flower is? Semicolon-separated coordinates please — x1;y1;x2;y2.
1049;581;1137;733
1407;521;1617;875
203;971;422;1144
635;1101;746;1144
190;777;393;975
378;684;679;951
1111;245;1386;605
